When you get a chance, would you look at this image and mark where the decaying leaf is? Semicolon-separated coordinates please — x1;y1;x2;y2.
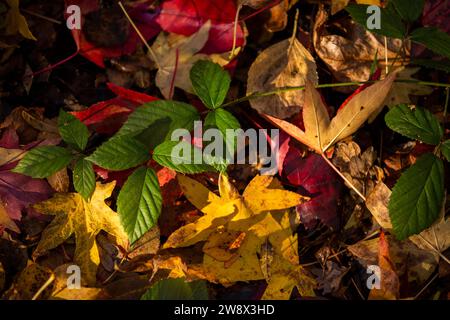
313;5;404;86
368;231;400;300
247;37;318;119
382;67;433;108
3;261;54;300
410;218;450;258
349;234;437;283
264;72;396;153
46;168;69;193
333;141;383;196
32;182;128;285
0;202;20;233
365;182;393;230
0;147;24;167
5;0;36;40
331;0;381;15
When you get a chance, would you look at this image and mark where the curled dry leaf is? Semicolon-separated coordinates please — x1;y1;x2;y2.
264;72;396;153
313;6;404;86
247;37;318;119
332;141;383;196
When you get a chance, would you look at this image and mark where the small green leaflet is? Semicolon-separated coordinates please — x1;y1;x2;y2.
141;278;208;300
391;0;424;22
389;153;445;240
346;4;406;39
410;27;450;60
58;110;89;151
117;167;162;244
190;60;231;109
153;141;215;174
440;140;450;162
204;108;240;163
73;159;95;201
385;104;443;145
86;136;150;171
12;146;73;178
116;100;200;137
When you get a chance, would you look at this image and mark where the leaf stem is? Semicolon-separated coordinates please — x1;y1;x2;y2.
222;79;450;107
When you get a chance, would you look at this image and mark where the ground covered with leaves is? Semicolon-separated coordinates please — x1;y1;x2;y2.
0;0;449;300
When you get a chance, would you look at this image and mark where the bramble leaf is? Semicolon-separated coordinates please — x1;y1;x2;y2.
58;110;89;151
117;167;162;244
12;146;73;178
385;104;443;145
389;154;445;240
73;159;95;201
86;136;150;171
141;278;208;300
190;60;231;109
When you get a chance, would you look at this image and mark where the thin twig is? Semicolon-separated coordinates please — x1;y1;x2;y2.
320;153;366;202
118;1;160;69
414;273;438;300
21;8;62;24
229;4;242;60
32;273;55;300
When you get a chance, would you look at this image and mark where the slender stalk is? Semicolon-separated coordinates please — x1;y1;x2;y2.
320;153;366;202
118;2;160;69
222;79;450;107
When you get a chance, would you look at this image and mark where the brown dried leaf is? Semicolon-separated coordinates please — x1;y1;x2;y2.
46;168;69;193
365;183;393;230
247;38;318;119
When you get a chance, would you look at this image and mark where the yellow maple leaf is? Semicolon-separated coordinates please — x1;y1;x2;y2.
32;182;128;286
164;173;315;298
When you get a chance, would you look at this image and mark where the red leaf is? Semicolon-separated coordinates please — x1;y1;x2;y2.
65;0;161;67
284;152;342;229
156;0;245;54
71;83;158;134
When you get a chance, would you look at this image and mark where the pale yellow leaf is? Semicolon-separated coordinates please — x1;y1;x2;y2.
32;182;128;285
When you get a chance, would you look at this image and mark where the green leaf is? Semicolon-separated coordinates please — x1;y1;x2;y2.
153;141;214;174
385;104;443;145
190;60;231;109
117;167;162;244
141;278;208;300
346;4;406;39
204;108;240;162
116;100;200;137
440;140;450;162
410;27;450;60
58;110;89;151
389;154;445;240
391;0;424;22
12;146;73;178
73;159;95;201
86;136;150;171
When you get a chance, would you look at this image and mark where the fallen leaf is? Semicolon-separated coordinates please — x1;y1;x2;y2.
368;231;400;300
152;21;218;98
247;37;318;119
32;182;128;285
156;0;245;54
5;0;36;40
3;261;54;300
331;0;381;15
313;5;404;86
349;234;437;283
382;67;433;108
264;72;396;153
365;182;393;229
46;168;69;193
0;202;20;233
65;0;161;68
71;82;158;134
285;153;342;229
164;173;313;297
